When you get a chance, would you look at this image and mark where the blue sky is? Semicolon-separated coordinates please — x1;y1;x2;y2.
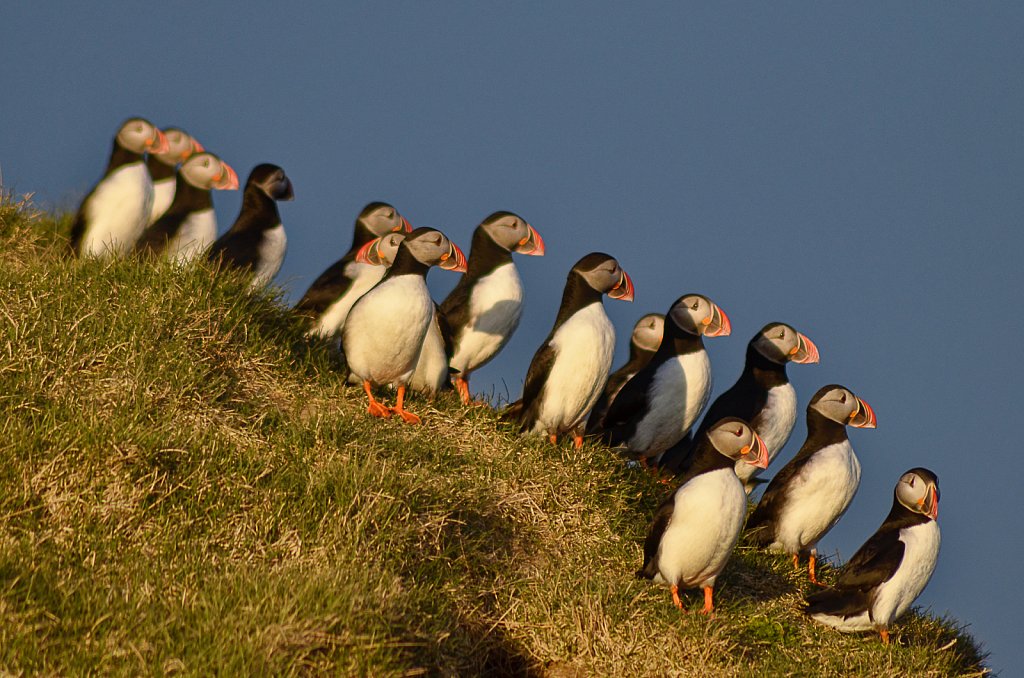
3;2;1022;671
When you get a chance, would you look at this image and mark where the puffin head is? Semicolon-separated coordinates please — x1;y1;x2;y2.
355;232;407;267
631;313;664;353
706;417;769;468
479;211;545;256
358;202;412;237
247;164;294;201
752;322;820;364
401;227;467;272
895;468;940;520
573;252;633;301
179;152;239;191
808;384;877;429
668;294;731;338
153;127;204;166
117;117;169;155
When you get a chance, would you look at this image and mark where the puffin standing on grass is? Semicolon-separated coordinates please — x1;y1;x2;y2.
342;227;466;423
294;203;412;337
438;211;545;404
661;322;819;488
146;127;205;225
805;468;940;644
592;294;731;465
586;313;664;432
502;253;634;448
636;417;768;614
70;118;169;257
207;164;293;289
135;152;239;262
745;385;877;584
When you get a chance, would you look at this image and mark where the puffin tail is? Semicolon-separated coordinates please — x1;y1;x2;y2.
500;400;525;427
804;586;868;617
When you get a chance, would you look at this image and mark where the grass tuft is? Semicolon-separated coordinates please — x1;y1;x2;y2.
0;191;988;675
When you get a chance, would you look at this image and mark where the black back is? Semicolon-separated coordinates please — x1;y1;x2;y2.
660;340;791;473
208;164;288;272
146;155;177;182
135;173;213;255
586;339;658;432
804;486;935;617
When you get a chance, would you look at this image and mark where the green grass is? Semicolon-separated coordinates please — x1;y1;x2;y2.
0;190;988;676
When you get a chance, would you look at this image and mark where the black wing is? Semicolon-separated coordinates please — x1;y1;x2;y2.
208;230;261;272
135;210;183;255
438;275;474;343
596;367;652;446
294;253;357;316
586;366;635;434
745;450;815;540
637;491;676;579
805;527;905;617
505;340;557;431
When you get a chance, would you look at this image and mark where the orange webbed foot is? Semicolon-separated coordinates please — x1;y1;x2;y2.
392;408;422;425
671;585;685;612
368;401;392;418
700;586;715;617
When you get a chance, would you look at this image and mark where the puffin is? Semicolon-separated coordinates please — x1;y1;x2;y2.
805;468;940;644
437;211;545;404
636;417;768;614
207;164;293;289
342;227;467;423
661;322;820;490
294;203;412;338
70;117;169;257
502;253;634;448
592;294;731;465
135;152;239;262
146;127;205;225
745;385;877;584
586;313;665;432
346;232;453;397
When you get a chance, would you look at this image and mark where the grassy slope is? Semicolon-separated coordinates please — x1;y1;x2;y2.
0;192;987;676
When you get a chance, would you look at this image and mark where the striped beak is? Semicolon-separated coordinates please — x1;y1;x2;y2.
702;303;732;337
439;241;468;272
515;224;545;256
848;396;877;429
607;269;634;302
396;216;412;233
742;430;770;469
147;128;170;155
789;332;820;364
212;162;239;190
355;237;388;266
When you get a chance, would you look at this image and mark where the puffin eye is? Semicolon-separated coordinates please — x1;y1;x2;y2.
734;427;743;437
691;301;699;310
778;330;786;339
839;393;847;403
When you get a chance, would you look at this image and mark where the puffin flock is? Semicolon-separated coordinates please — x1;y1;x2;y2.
69;117;942;645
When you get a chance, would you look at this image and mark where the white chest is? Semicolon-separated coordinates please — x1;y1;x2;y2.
655;467;746;589
166;208;217;263
630;351;711;457
251;224;286;288
872;521;941;626
343;275;434;384
310;262;386;337
771;440;862;553
149;177;176;224
410;309;449;394
737;382;798;483
450;263;525;373
534;303;615;434
82;163;153;256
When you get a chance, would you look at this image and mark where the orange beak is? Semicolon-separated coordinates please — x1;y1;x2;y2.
742;431;770;468
515;224;545;256
439;241;468;272
355;237;386;266
702;303;732;337
396;216;412;233
848;396;877;429
212;162;240;190
790;332;820;364
148;128;170;155
608;269;635;302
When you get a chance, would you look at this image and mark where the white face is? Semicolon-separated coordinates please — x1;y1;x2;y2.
809;386;877;428
154;128;201;165
668;294;730;337
178;153;238;191
362;204;410;237
631;313;664;352
480;212;544;255
116;118;165;155
706;417;769;467
357;232;407;267
752;323;820;364
895;469;940;519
